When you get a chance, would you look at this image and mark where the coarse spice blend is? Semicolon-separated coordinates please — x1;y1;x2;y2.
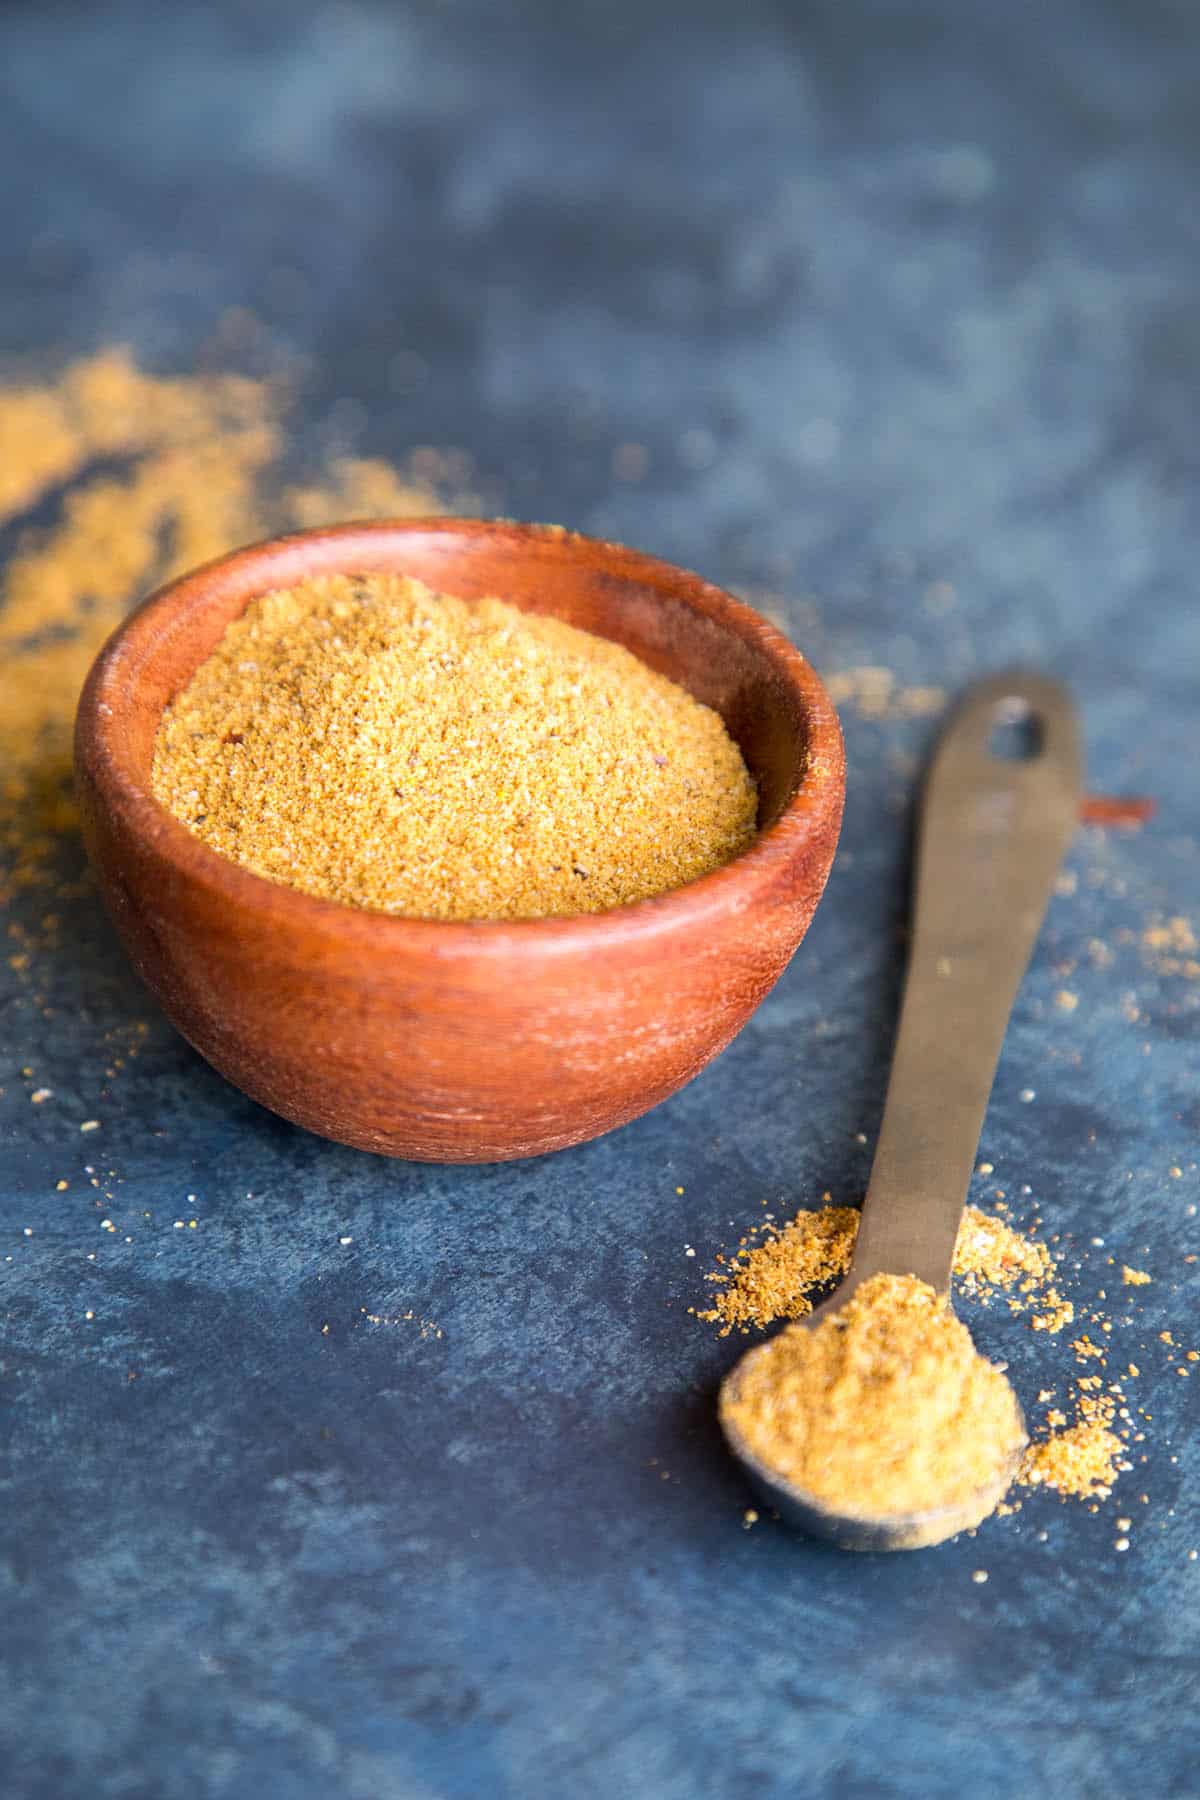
151;572;759;920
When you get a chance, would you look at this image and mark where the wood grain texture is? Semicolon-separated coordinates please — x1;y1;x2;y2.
74;520;845;1160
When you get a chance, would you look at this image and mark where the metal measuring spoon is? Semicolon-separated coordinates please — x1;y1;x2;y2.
720;672;1083;1551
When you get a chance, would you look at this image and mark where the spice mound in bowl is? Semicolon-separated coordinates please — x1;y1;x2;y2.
76;520;844;1160
720;1273;1025;1538
151;573;758;921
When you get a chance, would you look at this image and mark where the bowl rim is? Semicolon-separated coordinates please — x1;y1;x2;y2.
75;518;845;960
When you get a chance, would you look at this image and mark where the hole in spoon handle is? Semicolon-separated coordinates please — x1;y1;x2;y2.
986;699;1043;762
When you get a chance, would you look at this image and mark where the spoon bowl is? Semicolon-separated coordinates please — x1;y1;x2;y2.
719;1292;1029;1552
75;519;844;1162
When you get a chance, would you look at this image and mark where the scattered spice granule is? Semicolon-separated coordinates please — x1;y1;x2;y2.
953;1208;1054;1297
1054;990;1079;1012
1019;1409;1124;1500
823;666;946;721
1122;1265;1152;1286
1030;1289;1075;1333
720;1273;1025;1527
359;1306;443;1339
1141;916;1200;979
151;573;758;921
1143;917;1196;955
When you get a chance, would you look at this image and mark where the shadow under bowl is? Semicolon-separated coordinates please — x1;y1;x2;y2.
74;519;845;1161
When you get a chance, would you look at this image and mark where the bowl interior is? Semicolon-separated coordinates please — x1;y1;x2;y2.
111;521;816;837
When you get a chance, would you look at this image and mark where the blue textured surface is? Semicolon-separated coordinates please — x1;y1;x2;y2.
2;3;1198;1795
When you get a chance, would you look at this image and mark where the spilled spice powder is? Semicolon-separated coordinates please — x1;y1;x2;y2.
0;342;448;906
696;1204;859;1333
1019;1408;1123;1500
953;1207;1055;1296
720;1273;1025;1523
696;1201;1059;1336
151;572;758;920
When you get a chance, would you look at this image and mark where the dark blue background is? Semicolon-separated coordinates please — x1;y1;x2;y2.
2;2;1198;1794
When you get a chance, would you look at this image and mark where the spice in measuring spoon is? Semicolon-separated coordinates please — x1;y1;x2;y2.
720;1272;1026;1524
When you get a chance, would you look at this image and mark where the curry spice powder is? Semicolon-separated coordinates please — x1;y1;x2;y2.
720;1272;1025;1520
152;572;758;920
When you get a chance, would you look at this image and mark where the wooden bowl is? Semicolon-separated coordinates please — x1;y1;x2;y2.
75;521;844;1161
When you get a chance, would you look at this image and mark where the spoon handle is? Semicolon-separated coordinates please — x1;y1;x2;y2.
848;672;1082;1294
